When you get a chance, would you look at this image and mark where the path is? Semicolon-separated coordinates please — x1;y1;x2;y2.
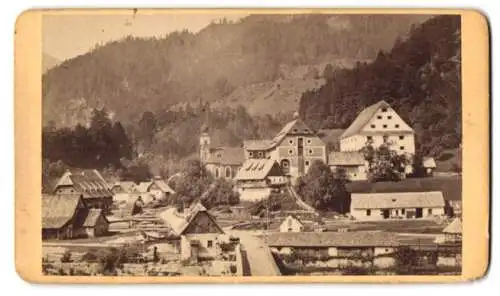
229;230;281;276
287;186;318;215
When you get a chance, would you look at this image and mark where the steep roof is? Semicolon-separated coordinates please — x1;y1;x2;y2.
281;214;304;226
266;231;400;247
54;170;113;198
443;218;462;234
269;118;319;148
42;194;82;229
152;179;176;193
83;208;108;227
206;147;245;166
235;158;283;181
341;100;391;139
328;151;366;166
423;157;437;168
351;191;445;209
159;204;224;236
243;140;274;151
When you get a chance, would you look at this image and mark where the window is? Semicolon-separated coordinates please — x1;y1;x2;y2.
402;209;406;215
282;160;289;168
366;209;371;216
288;149;293;155
258;151;264;157
367;136;373;141
293;129;298;133
399;135;404;140
383;124;387;128
249;151;253;157
383;135;389;142
305;160;310;166
377;115;382;119
308;149;313;155
395;210;399;215
370;124;376;128
304;129;310;133
215;168;220;178
387;116;392;120
307;139;312;144
400;146;405;150
428;209;433;215
382;107;388;112
395;124;400;128
289;139;294;145
207;240;213;248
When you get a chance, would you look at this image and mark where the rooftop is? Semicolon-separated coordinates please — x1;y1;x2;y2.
265;231;400;247
235;158;283;181
351;191;445;209
206;146;245;166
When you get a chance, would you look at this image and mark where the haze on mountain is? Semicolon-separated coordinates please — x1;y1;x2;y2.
42;53;61;73
42;14;430;127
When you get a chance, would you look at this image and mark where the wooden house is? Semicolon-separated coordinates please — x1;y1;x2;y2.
279;215;305;232
234;158;287;201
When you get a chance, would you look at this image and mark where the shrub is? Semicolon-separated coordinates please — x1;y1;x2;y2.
60;250;72;263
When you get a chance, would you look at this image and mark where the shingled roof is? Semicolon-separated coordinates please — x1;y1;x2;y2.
42;194;82;229
235;158;283;181
328;151;366;166
83;208;108;227
243;140;274;151
206;147;245;166
159;203;224;236
351;191;445;209
269;118;319;148
266;231;400;247
54;169;113;198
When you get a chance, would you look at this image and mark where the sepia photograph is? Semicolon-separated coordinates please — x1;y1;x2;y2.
38;10;465;278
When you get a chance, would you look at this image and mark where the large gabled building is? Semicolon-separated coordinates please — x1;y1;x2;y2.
340;100;415;156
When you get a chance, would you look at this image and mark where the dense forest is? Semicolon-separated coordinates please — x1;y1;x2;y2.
42;14;428;127
299;15;461;157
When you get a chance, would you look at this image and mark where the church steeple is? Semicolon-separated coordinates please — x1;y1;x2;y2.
200;124;211;164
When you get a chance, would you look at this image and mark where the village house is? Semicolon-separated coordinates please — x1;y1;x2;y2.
53;169;113;213
328;151;368;181
242;113;327;184
339;100;415;156
267;231;401;270
350;191;446;221
422;157;437;176
279;215;304;232
234;158;287;201
160;203;235;263
136;176;176;202
199;128;245;180
435;218;462;244
42;194;109;240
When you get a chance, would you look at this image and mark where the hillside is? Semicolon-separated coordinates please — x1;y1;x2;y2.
299;15;461;157
42;53;61;73
42;14;429;127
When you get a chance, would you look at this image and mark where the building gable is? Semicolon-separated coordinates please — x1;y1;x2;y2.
270;118;320;148
360;105;413;135
181;211;224;235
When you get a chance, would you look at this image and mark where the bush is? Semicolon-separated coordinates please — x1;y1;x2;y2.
60;250;72;263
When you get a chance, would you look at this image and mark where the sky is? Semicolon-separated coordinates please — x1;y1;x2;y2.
42;11;248;61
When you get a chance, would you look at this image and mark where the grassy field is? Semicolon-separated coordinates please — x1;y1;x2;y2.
347;176;461;201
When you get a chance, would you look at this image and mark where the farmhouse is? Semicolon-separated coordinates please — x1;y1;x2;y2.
267;231;401;269
53;169;113;212
235;158;287;201
42;194;109;240
350;191;446;221
279;215;304;232
328;151;368;181
340;100;415;157
160;203;230;262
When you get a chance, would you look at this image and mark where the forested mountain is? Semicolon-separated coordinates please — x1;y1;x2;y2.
299;15;461;157
42;14;428;126
42;53;61;73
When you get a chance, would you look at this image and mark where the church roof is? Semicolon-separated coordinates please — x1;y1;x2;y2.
206;147;245;166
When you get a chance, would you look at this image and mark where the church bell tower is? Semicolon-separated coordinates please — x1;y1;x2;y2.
200;124;211;164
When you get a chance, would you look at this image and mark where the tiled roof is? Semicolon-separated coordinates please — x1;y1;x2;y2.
328;151;365;166
235;158;282;181
206;147;245;165
266;231;400;247
243;140;274;151
83;208;108;227
443;218;462;234
423;157;437;168
42;194;82;229
351;191;445;209
341;100;390;139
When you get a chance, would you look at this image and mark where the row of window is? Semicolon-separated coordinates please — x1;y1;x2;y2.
377;115;393;120
288;139;312;145
367;135;406;141
248;151;265;158
287;148;315;155
366;208;433;216
370;124;400;129
214;167;233;178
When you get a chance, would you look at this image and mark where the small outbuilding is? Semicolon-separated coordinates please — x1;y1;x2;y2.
279;215;305;233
